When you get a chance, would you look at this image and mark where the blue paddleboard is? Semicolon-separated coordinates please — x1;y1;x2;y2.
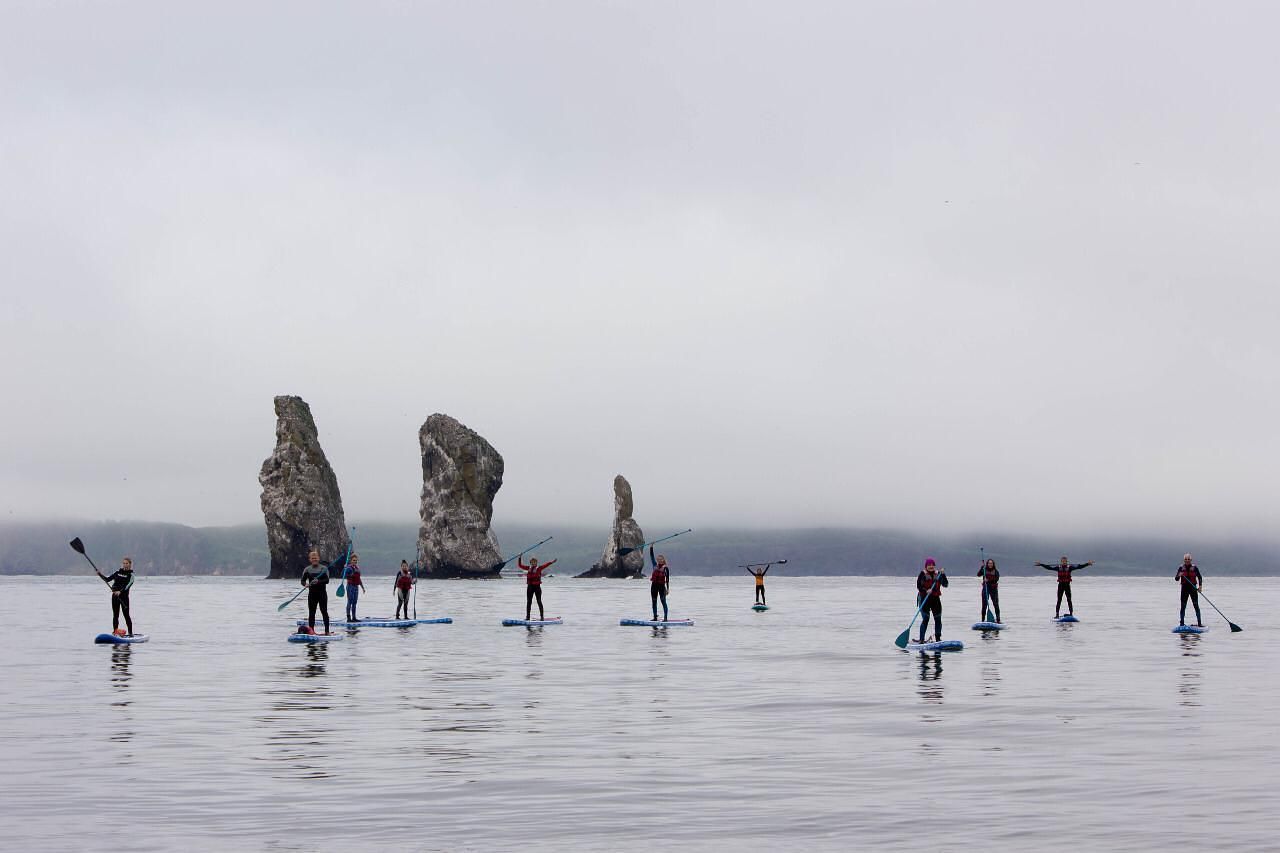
1172;625;1208;634
287;632;343;643
1054;615;1080;623
502;617;563;626
297;618;426;628
620;618;694;627
94;633;149;645
971;621;1005;631
752;604;769;611
905;639;964;652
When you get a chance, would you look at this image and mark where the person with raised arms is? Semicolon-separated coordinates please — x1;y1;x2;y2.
97;556;136;637
393;560;416;620
916;558;948;643
1175;553;1204;628
1036;555;1094;618
748;564;769;606
650;547;670;622
343;553;367;622
518;555;557;622
301;550;332;634
976;558;1001;623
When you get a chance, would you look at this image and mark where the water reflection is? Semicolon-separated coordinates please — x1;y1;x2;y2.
916;652;944;706
107;645;136;746
1178;634;1202;708
300;643;328;675
980;659;1002;698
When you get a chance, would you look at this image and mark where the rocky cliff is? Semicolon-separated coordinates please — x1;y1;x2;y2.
417;414;504;578
577;475;646;578
259;396;349;579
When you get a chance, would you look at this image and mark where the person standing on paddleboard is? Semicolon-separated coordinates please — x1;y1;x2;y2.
518;555;556;621
1175;553;1204;627
343;554;367;622
1037;556;1093;618
916;558;947;642
748;564;769;605
394;561;415;620
650;547;670;622
301;550;331;634
976;558;1001;622
97;556;136;636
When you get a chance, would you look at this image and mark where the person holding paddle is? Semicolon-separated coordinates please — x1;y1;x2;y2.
98;556;136;636
301;550;331;634
342;553;367;622
650;547;670;622
1175;553;1204;628
916;558;948;643
976;558;1001;622
1037;556;1093;618
393;561;415;620
748;564;769;605
518;555;557;621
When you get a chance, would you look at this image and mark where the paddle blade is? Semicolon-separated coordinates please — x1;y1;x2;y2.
894;628;910;649
777;559;788;564
336;584;345;598
276;598;293;612
69;537;85;554
1229;622;1243;632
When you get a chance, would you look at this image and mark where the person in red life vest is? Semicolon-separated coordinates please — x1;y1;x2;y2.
393;561;415;620
518;555;557;621
916;558;948;642
1036;555;1094;617
650;547;670;622
343;553;367;622
1175;553;1204;627
975;558;1001;622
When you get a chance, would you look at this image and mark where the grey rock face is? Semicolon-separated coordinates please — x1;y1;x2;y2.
578;475;645;578
417;414;504;578
259;396;349;579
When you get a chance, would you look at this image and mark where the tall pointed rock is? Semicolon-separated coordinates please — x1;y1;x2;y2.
258;396;349;579
417;414;504;578
577;475;646;578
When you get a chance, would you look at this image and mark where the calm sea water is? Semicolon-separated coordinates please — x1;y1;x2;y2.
1;574;1276;852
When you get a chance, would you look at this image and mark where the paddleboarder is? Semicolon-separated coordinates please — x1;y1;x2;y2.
517;555;557;621
1175;553;1204;628
748;564;769;605
650;547;670;622
97;556;136;636
301;550;331;634
394;561;415;620
1037;556;1094;618
916;558;948;643
976;558;1001;622
343;553;367;622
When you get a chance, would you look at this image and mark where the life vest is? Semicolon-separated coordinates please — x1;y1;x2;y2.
1057;568;1073;583
652;566;669;585
983;567;998;586
395;572;413;590
919;573;941;598
526;566;544;585
1178;566;1199;585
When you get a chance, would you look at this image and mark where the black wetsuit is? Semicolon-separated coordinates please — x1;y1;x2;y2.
1176;565;1204;625
302;565;330;633
751;566;769;604
102;569;134;634
916;571;948;642
1038;563;1088;616
976;565;1001;621
650;546;669;621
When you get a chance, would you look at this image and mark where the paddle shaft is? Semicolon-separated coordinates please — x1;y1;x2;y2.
495;536;554;570
1180;576;1241;630
896;575;942;647
621;528;693;556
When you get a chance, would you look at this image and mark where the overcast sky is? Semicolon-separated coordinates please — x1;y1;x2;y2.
2;2;1277;540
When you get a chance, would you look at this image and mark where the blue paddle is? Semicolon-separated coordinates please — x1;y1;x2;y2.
335;526;357;598
617;528;693;556
489;536;554;572
895;574;942;648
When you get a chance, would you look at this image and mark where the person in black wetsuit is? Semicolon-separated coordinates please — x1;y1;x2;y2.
1175;553;1204;627
976;558;1001;622
97;557;135;635
1036;556;1094;617
301;550;331;633
916;558;948;642
650;547;670;622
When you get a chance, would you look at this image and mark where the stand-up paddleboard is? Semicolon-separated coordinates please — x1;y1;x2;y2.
1172;625;1208;634
95;633;149;645
752;604;769;611
905;639;963;652
287;632;343;643
502;617;563;626
971;621;1005;631
297;617;448;628
1054;615;1080;623
620;618;694;627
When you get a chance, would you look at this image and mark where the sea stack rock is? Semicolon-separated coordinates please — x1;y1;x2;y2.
578;475;646;578
259;396;349;579
417;414;504;578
